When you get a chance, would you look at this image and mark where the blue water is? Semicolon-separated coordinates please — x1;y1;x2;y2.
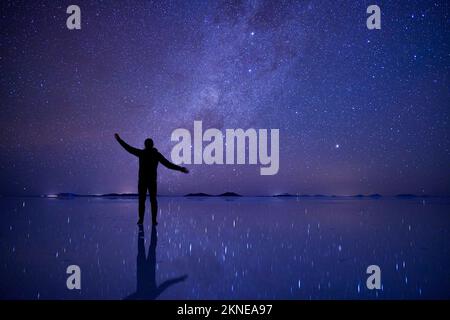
0;197;449;299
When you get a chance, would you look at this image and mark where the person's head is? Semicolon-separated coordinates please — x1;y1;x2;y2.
144;138;154;149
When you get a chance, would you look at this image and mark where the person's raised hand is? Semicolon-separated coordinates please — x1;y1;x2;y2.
181;167;189;174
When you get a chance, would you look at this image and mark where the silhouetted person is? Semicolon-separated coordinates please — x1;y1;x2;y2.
115;133;188;225
124;225;188;300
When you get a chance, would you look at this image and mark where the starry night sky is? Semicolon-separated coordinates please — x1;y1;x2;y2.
1;0;449;196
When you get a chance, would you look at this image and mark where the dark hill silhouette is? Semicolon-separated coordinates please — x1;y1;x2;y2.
218;192;242;197
102;193;138;198
56;193;78;198
185;192;242;197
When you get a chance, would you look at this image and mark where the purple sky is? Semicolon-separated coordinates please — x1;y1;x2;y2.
1;0;449;196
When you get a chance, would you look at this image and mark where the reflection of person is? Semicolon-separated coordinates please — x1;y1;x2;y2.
115;133;189;225
125;225;188;300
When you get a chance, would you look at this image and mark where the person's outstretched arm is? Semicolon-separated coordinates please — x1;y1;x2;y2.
114;133;142;156
159;153;189;173
156;275;188;298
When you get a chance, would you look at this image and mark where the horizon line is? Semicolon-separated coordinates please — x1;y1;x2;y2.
1;192;449;198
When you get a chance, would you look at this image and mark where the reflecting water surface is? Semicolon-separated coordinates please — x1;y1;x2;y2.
125;225;187;300
0;197;449;299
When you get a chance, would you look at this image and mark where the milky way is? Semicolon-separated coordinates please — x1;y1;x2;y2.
1;0;449;196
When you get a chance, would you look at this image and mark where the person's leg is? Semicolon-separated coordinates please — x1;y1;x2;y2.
149;179;158;225
138;180;147;224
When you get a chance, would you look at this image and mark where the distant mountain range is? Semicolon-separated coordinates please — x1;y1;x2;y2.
185;192;242;197
38;192;445;199
272;193;436;198
273;193;382;198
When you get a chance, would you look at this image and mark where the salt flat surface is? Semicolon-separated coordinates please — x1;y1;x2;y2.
1;197;449;299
